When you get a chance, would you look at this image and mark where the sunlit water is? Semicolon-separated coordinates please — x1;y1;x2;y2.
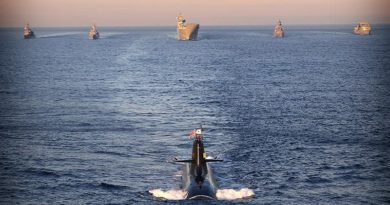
0;25;389;204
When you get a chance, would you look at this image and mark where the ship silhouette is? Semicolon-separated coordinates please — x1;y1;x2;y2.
177;14;199;41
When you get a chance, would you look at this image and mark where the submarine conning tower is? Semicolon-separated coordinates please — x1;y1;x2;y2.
190;126;208;184
191;127;206;167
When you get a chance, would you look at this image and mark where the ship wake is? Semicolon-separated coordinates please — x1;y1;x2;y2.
99;32;128;39
38;32;84;38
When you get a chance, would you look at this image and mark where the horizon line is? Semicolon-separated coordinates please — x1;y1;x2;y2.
2;23;389;28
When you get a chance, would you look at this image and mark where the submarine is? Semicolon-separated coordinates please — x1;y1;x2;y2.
23;23;35;39
176;14;199;41
88;24;100;40
354;22;371;35
174;126;222;199
273;20;284;38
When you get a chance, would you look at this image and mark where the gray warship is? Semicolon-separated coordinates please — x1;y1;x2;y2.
88;24;100;40
354;22;371;35
273;20;284;38
23;23;35;39
177;14;199;41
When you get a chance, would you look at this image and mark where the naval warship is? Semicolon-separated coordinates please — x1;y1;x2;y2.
23;23;35;39
177;14;199;41
88;24;100;40
273;20;284;38
354;22;371;35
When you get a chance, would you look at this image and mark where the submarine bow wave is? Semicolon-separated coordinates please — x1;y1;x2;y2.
216;188;255;200
149;189;187;200
149;188;255;201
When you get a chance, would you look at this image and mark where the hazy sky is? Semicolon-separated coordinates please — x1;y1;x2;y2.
1;0;389;27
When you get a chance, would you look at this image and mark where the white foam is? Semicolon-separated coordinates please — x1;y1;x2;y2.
149;189;187;200
216;188;255;200
149;188;254;201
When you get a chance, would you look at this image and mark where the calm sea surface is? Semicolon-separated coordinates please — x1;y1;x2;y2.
0;25;390;204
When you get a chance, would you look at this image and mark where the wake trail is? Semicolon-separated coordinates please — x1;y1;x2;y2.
38;32;84;38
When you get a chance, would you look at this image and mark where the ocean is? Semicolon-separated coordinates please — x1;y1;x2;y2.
0;25;389;204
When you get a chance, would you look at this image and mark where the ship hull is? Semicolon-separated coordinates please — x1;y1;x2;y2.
89;32;100;40
273;30;284;38
354;29;371;35
177;23;199;41
24;32;35;39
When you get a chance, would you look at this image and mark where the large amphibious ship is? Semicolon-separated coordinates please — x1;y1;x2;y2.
177;14;199;41
273;20;284;38
354;22;371;35
23;23;35;39
88;24;100;40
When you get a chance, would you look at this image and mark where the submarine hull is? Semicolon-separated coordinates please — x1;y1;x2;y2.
177;23;199;41
182;162;217;199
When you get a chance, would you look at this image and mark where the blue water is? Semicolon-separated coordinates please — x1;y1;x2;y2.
0;25;390;204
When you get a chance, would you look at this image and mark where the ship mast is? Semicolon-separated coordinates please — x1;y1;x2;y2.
91;24;96;32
